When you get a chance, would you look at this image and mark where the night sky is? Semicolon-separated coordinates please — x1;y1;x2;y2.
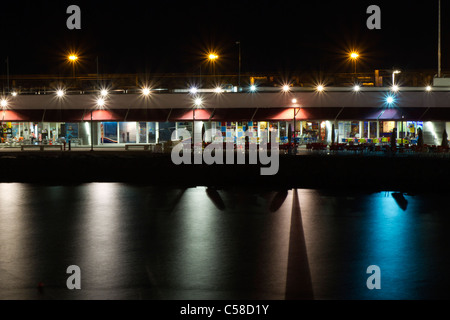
0;0;448;75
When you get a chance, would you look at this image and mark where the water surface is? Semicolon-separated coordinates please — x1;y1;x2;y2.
0;183;448;300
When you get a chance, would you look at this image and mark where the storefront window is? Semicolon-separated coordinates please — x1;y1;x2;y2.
363;122;369;138
397;121;406;139
147;122;157;143
102;122;118;143
338;122;351;141
302;121;319;142
158;122;175;142
381;121;396;137
369;122;377;138
320;121;326;141
66;123;79;141
118;122;137;143
138;122;147;143
219;121;236;143
350;122;359;138
279;122;288;144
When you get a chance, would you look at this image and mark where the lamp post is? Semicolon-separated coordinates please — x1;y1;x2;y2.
392;70;401;86
96;56;100;87
68;54;78;80
94;97;106;151
142;87;151;144
293;108;296;155
438;0;441;78
6;57;9;94
193;97;202;148
90;110;94;151
56;89;65;147
0;98;7;143
401;115;404;149
236;41;241;90
193;106;196;143
208;53;218;84
292;98;298;154
350;52;359;82
199;64;202;88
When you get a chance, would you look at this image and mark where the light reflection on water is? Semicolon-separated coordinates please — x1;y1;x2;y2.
0;183;449;300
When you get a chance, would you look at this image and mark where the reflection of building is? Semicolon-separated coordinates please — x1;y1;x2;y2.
1;87;450;147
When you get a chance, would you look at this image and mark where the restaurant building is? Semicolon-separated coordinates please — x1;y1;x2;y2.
2;86;450;148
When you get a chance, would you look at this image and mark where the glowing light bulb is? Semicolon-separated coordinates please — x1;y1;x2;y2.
97;98;105;107
194;97;202;106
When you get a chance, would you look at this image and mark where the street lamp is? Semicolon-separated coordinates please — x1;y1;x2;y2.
236;41;241;90
438;0;442;78
68;54;78;79
392;70;401;86
350;52;359;72
100;89;109;97
189;87;198;94
193;97;203;144
96;97;105;108
386;96;395;104
55;89;65;147
141;87;151;143
282;84;291;92
141;87;151;97
401;115;404;149
91;97;106;151
292;98;300;155
208;53;219;83
208;53;218;61
56;89;65;97
194;97;202;106
349;52;359;82
1;99;8;108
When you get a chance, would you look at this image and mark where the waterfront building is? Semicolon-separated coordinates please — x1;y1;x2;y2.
2;81;450;149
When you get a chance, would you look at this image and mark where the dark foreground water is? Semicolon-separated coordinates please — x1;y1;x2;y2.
0;183;449;300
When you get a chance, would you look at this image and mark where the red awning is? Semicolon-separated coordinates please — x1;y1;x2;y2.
81;109;128;121
168;108;213;121
253;108;296;121
253;108;341;121
1;107;447;123
2;109;44;122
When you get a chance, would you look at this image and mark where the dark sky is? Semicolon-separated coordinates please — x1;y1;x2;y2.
0;0;447;75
